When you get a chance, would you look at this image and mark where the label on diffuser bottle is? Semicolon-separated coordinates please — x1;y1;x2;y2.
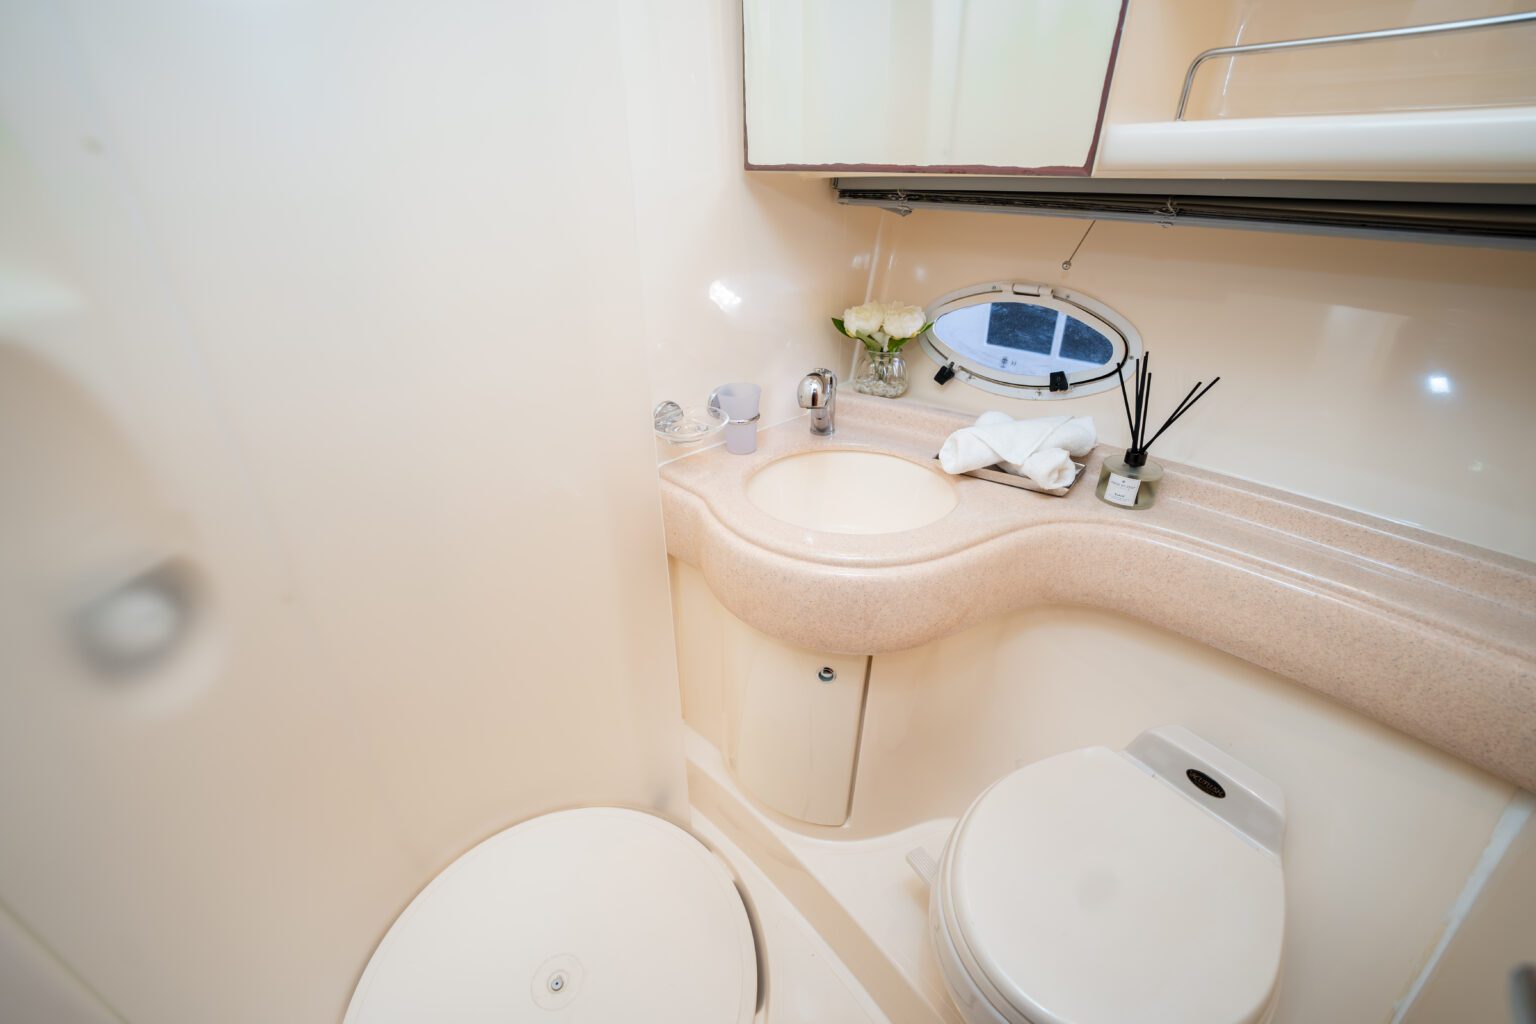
1103;471;1142;507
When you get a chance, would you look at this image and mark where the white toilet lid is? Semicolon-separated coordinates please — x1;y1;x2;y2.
344;807;758;1024
945;748;1284;1024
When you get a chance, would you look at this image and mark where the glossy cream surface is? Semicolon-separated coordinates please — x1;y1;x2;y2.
868;211;1536;563
4;0;1534;1022
0;4;709;1023
746;450;959;535
661;394;1536;791
674;582;1522;1024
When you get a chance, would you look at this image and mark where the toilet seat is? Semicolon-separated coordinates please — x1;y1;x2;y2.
930;734;1285;1024
345;807;758;1024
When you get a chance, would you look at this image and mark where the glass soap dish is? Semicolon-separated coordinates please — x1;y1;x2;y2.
653;401;728;445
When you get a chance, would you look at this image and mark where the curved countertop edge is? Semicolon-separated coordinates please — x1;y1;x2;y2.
658;397;1536;793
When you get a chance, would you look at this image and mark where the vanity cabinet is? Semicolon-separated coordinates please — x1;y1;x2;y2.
742;0;1129;173
721;614;868;827
670;558;868;827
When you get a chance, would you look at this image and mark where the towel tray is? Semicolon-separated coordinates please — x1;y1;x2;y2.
932;453;1088;497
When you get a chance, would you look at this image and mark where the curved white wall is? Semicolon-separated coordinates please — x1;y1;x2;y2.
0;3;691;1021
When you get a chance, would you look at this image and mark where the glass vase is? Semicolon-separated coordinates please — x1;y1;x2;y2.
853;349;909;398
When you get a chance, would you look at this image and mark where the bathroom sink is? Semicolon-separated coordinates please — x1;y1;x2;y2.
745;450;958;534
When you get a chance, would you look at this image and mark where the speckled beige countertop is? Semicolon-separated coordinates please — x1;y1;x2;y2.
659;393;1536;792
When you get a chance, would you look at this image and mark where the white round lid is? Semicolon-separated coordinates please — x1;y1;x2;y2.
345;807;758;1024
946;748;1284;1024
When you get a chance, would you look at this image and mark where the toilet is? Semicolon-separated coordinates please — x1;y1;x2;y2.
927;726;1287;1024
344;807;760;1023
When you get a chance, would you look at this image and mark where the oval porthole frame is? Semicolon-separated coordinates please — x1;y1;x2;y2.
918;281;1141;400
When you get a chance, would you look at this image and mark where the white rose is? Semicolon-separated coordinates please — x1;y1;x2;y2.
881;303;927;339
842;301;885;337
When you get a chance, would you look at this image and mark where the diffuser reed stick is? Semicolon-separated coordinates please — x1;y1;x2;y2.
1115;352;1219;468
1098;351;1220;511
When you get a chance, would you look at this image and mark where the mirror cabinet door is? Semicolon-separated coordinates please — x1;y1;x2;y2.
743;0;1128;172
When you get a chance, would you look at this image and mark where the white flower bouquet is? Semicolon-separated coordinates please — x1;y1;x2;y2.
832;301;932;353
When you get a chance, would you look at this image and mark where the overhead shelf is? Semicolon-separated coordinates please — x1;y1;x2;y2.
1097;106;1536;181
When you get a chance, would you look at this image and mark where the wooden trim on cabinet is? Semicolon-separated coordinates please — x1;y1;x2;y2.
1083;0;1131;173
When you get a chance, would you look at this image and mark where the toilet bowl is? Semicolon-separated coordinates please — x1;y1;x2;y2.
344;807;760;1023
928;726;1287;1024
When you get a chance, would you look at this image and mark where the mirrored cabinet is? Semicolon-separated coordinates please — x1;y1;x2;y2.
742;0;1129;173
745;1;1536;188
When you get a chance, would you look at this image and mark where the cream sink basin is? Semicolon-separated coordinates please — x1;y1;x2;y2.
745;450;958;534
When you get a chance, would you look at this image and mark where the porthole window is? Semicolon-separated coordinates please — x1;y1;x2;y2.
919;282;1140;400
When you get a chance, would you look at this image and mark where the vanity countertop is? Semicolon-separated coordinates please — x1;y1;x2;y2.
659;394;1536;792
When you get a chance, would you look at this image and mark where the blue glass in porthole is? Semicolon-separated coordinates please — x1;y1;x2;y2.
1061;317;1113;364
986;303;1056;354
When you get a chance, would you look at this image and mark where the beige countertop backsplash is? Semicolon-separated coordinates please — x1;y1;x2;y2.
660;393;1536;792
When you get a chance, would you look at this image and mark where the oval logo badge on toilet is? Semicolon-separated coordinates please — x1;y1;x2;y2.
1186;768;1226;799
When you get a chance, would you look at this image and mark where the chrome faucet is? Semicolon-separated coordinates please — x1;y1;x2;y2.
797;368;837;436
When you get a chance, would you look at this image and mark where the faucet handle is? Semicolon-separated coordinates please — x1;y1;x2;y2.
797;368;837;409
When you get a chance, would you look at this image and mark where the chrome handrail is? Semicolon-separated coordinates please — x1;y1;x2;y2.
1175;11;1536;120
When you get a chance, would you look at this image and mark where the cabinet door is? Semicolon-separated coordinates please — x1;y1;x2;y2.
743;0;1128;173
721;613;869;827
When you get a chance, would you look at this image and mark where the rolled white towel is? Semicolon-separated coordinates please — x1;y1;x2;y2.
1001;447;1077;490
938;411;1097;476
936;423;1004;475
976;410;1096;459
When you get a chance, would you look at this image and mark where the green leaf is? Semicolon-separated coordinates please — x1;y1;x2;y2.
831;317;850;338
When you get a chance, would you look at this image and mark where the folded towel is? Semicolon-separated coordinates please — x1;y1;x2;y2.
938;412;1097;486
1002;447;1077;490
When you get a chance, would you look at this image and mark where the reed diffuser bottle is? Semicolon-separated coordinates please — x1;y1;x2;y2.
1097;352;1219;511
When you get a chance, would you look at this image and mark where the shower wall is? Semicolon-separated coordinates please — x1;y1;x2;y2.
0;2;688;1021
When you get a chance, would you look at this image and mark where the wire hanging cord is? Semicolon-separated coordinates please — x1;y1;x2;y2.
1061;220;1097;271
1117;351;1221;458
